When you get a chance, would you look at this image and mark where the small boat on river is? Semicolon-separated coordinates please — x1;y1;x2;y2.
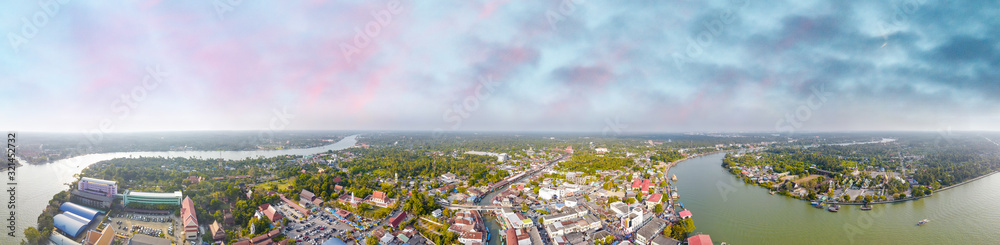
828;204;840;212
860;205;872;211
917;219;929;226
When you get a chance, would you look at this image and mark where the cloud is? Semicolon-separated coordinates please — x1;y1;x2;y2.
1;0;998;132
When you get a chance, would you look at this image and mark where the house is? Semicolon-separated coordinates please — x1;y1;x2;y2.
631;179;656;193
209;221;226;241
688;234;713;245
440;173;458;183
646;193;663;210
300;190;316;206
505;228;531;245
458;231;484;245
432;209;443;218
258;204;284;223
678;209;692;219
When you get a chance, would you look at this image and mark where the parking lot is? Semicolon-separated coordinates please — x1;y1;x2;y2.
283;210;354;245
107;211;179;243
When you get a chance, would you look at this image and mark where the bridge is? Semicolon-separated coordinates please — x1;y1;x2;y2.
438;201;504;211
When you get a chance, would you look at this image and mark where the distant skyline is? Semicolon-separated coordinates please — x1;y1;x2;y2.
2;0;998;133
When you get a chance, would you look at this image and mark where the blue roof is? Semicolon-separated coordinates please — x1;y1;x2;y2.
322;238;347;245
53;213;91;238
60;202;100;221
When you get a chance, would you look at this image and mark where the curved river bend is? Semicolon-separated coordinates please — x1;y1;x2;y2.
667;152;1000;244
4;135;358;244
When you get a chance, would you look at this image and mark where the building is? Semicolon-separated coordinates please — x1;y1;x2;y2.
122;190;183;206
646;193;663;210
538;187;558;200
678;209;692;219
610;201;629;216
180;196;199;240
541;207;588;225
440;173;458;183
53;202;101;238
687;234;713;245
544;214;601;237
458;230;484;245
74;178;118;209
370;191;392;208
631;179;656;193
78;177;118;197
505;228;531;245
621;207;643;234
635;218;667;244
129;234;171;245
651;235;682;245
210;220;226;241
258;204;284;223
280;194;311;216
388;211;408;229
84;223;115;245
300;189;317;207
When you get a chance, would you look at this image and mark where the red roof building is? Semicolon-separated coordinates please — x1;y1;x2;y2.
678;209;693;219
370;191;392;208
258;204;284;223
180;196;199;240
279;194;310;216
632;179;656;193
388;211;408;229
687;234;712;245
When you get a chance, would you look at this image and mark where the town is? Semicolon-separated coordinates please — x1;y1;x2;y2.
28;133;773;245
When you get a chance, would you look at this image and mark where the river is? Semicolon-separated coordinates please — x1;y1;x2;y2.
667;152;1000;244
4;135;358;244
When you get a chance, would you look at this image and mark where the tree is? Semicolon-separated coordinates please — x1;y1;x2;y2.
24;227;41;245
624;197;636;205
670;223;686;240
366;235;380;245
842;194;850;202
662;225;672;237
654;204;663;214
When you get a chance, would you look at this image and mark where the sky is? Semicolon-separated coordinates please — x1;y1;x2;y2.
1;0;998;133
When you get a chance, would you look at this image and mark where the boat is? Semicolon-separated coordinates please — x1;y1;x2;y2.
917;219;929;226
815;203;825;209
769;191;775;195
828;204;840;212
810;201;819;205
672;174;677;181
860;205;872;211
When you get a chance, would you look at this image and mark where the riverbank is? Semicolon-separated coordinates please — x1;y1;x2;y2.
667;151;1000;244
4;135;360;245
720;163;1000;206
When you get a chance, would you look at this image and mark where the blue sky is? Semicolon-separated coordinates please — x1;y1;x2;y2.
1;0;998;133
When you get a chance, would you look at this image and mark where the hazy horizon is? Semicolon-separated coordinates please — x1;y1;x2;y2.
3;1;998;133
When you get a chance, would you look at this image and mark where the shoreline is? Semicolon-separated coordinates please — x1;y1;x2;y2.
718;158;1000;206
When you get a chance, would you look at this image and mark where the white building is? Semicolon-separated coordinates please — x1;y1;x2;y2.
539;187;559;200
621;207;643;234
